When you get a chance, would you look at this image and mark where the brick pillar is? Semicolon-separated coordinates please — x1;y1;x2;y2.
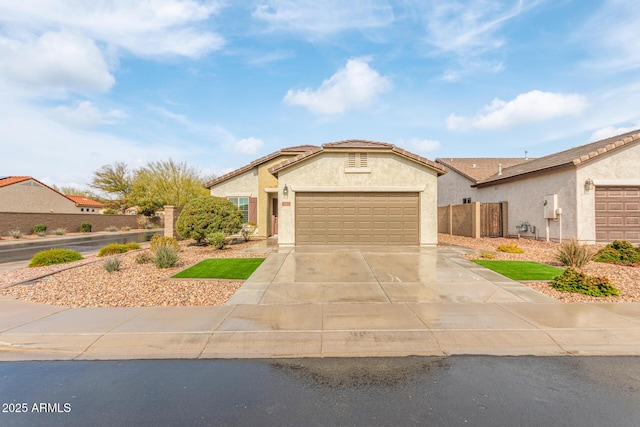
164;206;183;238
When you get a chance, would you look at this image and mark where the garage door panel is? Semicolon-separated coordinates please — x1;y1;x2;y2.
595;186;640;243
295;192;419;245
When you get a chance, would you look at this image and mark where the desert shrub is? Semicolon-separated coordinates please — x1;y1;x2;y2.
105;225;119;232
496;243;524;254
121;226;131;231
52;228;67;235
9;229;22;239
241;222;257;241
176;196;243;245
103;208;118;215
33;224;47;234
103;257;121;272
97;243;129;257
152;246;179;268
135;253;150;264
144;222;154;229
480;252;496;259
80;222;92;233
207;231;227;249
150;235;180;252
551;268;620;297
29;248;83;267
595;240;640;266
556;239;596;269
125;242;141;250
36;231;47;237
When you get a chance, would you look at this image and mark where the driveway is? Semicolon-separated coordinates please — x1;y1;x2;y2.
228;245;557;305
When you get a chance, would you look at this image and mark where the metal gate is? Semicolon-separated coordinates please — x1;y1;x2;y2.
481;203;503;237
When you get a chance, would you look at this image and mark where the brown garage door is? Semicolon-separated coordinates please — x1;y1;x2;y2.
295;192;419;245
595;186;640;243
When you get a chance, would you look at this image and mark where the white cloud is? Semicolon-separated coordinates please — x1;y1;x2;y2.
253;0;393;38
397;138;441;153
447;90;588;130
52;101;126;128
1;31;115;93
590;121;640;142
284;57;391;115
234;137;264;155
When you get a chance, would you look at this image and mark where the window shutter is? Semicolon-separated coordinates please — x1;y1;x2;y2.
348;153;356;168
248;197;257;223
359;153;367;167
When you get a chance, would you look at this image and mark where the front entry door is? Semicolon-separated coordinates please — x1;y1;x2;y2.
271;197;278;235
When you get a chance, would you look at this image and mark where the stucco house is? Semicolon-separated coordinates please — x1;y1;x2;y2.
438;130;640;244
0;176;104;214
206;140;446;246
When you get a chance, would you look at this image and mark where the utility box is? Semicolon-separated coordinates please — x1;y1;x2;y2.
543;194;558;219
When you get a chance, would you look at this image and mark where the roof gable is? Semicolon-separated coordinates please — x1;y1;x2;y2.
0;176;31;188
436;158;532;183
65;195;105;207
476;129;640;187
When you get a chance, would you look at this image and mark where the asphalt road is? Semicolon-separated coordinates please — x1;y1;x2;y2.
1;356;639;426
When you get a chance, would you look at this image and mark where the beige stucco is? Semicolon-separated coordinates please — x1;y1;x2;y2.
275;152;440;246
0;179;79;213
437;170;479;206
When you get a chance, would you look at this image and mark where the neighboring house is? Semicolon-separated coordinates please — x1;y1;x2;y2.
206;140;446;246
0;176;103;214
439;130;640;244
436;158;533;206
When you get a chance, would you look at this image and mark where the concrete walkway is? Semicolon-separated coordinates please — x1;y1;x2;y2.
1;245;640;360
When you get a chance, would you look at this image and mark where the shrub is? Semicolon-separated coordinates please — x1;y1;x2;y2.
556;239;596;269
9;229;22;239
135;253;150;264
480;252;496;259
150;235;180;252
29;248;83;267
241;222;257;242
595;240;640;266
176;196;243;245
103;257;121;273
144;222;154;229
80;222;92;233
36;231;47;237
121;226;131;231
103;208;118;215
105;225;119;232
207;231;227;249
497;243;524;254
125;242;141;250
551;268;620;297
33;224;47;234
153;246;179;268
97;243;129;257
52;228;67;235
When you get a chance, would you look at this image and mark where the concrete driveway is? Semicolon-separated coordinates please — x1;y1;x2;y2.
228;245;556;305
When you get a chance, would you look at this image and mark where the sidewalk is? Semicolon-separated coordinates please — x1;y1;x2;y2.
1;245;640;360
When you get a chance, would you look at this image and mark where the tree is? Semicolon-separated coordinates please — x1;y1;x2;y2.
129;159;209;216
89;162;133;213
176;196;244;245
52;185;91;197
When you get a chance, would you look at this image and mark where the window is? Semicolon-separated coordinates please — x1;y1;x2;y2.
228;197;249;222
463;198;471;204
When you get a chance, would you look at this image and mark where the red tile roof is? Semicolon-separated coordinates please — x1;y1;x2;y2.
65;195;105;207
0;176;31;188
436;158;533;183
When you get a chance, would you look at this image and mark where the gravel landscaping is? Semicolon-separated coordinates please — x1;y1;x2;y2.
0;240;269;307
439;233;640;303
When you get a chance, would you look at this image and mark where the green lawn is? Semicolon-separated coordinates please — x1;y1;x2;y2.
173;258;265;280
472;260;564;281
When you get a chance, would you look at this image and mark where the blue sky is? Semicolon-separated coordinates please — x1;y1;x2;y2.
1;0;639;190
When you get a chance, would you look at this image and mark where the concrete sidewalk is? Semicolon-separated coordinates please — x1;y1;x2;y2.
1;245;640;360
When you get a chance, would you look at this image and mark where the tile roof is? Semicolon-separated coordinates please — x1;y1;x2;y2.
435;158;532;183
475;129;640;187
65;195;106;207
268;139;446;175
204;145;320;188
0;176;31;188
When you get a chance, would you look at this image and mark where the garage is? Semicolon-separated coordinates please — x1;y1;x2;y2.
595;186;640;243
295;192;419;245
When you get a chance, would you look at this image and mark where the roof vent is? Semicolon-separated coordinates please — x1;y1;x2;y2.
525;150;529;160
472;163;477;168
498;163;503;176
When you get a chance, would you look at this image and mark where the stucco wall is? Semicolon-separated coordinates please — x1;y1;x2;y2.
576;142;640;243
0;180;78;213
257;155;294;237
209;169;259;199
476;168;576;241
437;170;478;206
276;152;439;246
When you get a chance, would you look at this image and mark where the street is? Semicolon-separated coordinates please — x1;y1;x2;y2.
1;356;639;426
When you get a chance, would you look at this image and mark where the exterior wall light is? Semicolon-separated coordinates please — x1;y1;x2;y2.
584;178;594;192
283;184;289;199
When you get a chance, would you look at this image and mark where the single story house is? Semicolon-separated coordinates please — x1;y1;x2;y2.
0;176;104;214
437;129;640;244
206;140;446;246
